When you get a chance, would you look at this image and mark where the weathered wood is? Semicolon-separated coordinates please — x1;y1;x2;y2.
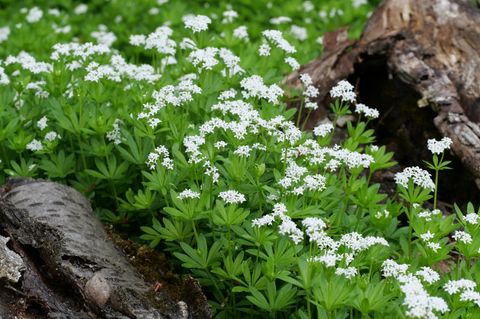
285;0;480;187
0;179;210;319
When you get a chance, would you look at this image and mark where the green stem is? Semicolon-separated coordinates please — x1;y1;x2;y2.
191;219;200;244
296;100;304;128
301;109;313;130
433;168;439;210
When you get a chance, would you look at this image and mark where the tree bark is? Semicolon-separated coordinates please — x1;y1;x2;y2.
285;0;480;188
0;179;211;319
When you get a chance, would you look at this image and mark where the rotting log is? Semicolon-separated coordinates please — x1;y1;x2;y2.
285;0;480;189
0;179;211;319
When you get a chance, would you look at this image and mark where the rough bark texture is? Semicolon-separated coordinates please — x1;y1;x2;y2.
0;179;211;319
285;0;480;188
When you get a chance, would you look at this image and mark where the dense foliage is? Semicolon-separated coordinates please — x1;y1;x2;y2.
0;1;479;318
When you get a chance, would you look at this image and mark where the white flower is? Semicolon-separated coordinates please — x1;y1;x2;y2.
219;190;246;204
44;131;60;142
415;267;440;284
444;279;477;295
36;116;48;131
278;216;304;244
290;25;307;41
313;123;334;138
26;139;43;152
262;30;296;54
178;189;200;200
258;43;271;56
355;103;379;119
464;213;479;225
303;1;314;12
214;141;227;149
330;80;356;103
285;57;300;70
26;7;43;23
0;26;10;43
352;0;368;8
269;16;292;25
183;14;211;33
218;89;236;101
303;174;326;191
146;145;173;170
427;242;441;252
382;259;408;278
272;203;288;216
234;145;252;157
106;119;123;145
233;26;249;41
240;75;283;104
427;137;452;155
452;230;472;244
74;4;88;15
419;231;435;242
252;214;275;227
335;267;357;279
222;10;238;24
394;166;435;190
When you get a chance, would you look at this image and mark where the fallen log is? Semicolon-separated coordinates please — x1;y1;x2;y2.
285;0;480;190
0;179;211;319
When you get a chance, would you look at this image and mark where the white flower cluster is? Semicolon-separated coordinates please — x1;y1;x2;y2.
129;26;176;56
262;30;296;54
26;139;43;152
419;230;441;252
427;137;452;155
382;259;448;319
233;26;249;41
464;213;479;225
313;123;334;137
394;166;435;190
37;116;48;131
330;80;356;103
146;145;173;170
258;207;387;277
300;73;319;109
26;81;49;98
355;103;379;119
258;43;271;56
290;25;308;41
222;10;238;24
183;14;211;33
240;75;284;104
308;230;388;277
352;0;368;8
91;25;117;47
278;161;326;195
5;52;53;74
188;47;244;76
106;119;123;145
51;42;111;61
452;230;472;245
25;7;43;23
252;203;303;244
84;55;161;83
418;209;441;221
285;57;300;70
444;279;480;307
0;26;10;43
177;189;201;200
270;17;292;25
218;190;246;204
74;4;88;15
139;76;201;128
0;67;9;85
